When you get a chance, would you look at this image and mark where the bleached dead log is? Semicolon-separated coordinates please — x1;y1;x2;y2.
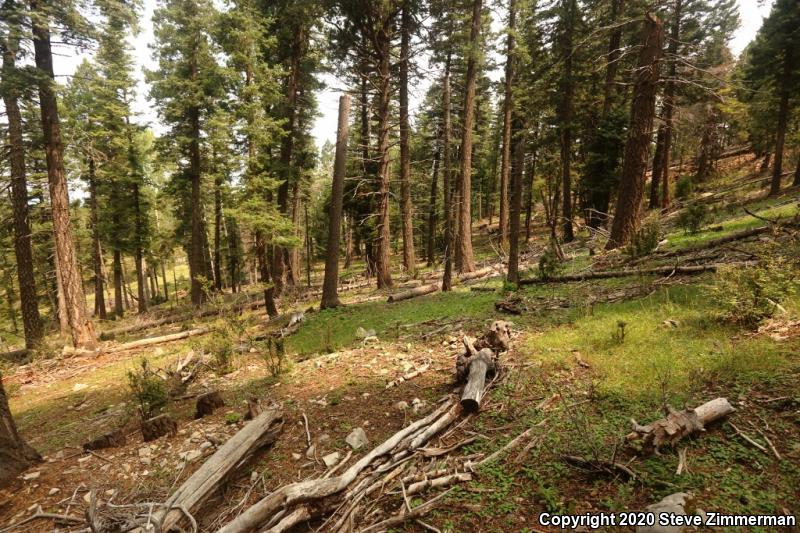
387;283;439;302
458;266;495;282
406;472;472;495
217;401;455;533
626;397;735;452
106;328;208;353
386;361;431;388
154;408;283;532
460;349;495;412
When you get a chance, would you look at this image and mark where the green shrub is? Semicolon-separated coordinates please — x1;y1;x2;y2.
196;332;235;374
260;337;287;378
678;203;708;234
127;359;168;420
709;251;797;329
625;219;661;257
675;175;694;199
538;241;565;280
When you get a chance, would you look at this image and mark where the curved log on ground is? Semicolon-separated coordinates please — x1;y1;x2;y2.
105;328;208;353
520;262;756;285
387;283;439;302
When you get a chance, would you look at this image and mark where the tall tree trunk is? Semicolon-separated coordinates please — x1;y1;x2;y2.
399;5;416;275
649;124;666;208
30;3;95;348
88;158;106;320
794;152;800;187
54;255;68;335
456;0;482;274
375;24;394;289
606;13;664;250
113;250;124;318
188;104;205;305
161;261;169;302
133;182;148;314
274;28;304;297
499;0;516;250
0;375;41;488
214;175;223;291
559;0;576;243
442;56;455;292
770;55;792;196
525;142;537;241
344;215;354;269
507;120;525;284
426;128;442;266
2;34;43;348
660;0;681;210
321;94;350;310
256;233;278;317
227;218;239;293
287;181;301;287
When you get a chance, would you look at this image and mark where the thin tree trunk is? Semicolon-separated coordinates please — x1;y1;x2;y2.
321;94;350;310
88;158;106;320
189;104;205;305
161;261;169;302
499;0;516;250
2;34;43;348
442;56;454;292
113;250;124;318
256;234;278;317
426;128;442;266
794;152;800;187
507;120;525;284
288;181;301;287
133;181;148;313
227;218;239;293
214;175;223;291
649;124;666;208
525;143;537;241
30;0;95;348
0;375;41;487
559;0;576;243
399;5;416;275
344;215;354;270
769;56;791;196
54;256;68;335
456;0;482;274
375;24;394;289
606;13;664;250
660;0;681;210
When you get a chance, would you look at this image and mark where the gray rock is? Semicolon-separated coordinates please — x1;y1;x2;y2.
305;444;316;460
322;452;341;467
394;401;409;411
184;449;202;462
356;327;376;339
345;427;369;451
637;492;695;533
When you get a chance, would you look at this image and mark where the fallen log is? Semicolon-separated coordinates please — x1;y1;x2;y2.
106;328;208;353
458;266;496;282
455;322;510;412
195;391;225;419
520;262;755;284
387;283;439;302
626;397;735;452
0;348;28;362
141;414;177;442
151;407;283;532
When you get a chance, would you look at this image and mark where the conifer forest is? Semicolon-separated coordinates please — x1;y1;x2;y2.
0;0;799;530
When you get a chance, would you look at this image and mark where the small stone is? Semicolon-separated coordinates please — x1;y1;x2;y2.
105;489;116;497
318;433;331;444
322;452;340;467
250;470;259;482
292;453;301;460
77;456;92;464
206;433;226;446
345;427;369;451
394;401;408;411
48;488;60;496
72;383;89;392
190;431;203;443
305;444;316;460
637;492;695;533
185;450;202;462
138;447;152;458
22;471;41;481
200;441;213;451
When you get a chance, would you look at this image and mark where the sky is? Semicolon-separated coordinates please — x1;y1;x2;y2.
50;0;775;151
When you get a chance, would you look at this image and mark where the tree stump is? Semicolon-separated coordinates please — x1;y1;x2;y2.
195;391;225;419
459;349;496;412
141;414;177;442
626;398;735;452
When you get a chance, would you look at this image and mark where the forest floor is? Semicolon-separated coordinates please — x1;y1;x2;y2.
1;157;800;532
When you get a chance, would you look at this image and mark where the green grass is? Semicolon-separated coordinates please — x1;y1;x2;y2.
664;201;798;251
525;283;798;404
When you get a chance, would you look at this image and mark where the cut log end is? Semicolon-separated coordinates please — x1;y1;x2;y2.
141;414;177;442
195;391;225;419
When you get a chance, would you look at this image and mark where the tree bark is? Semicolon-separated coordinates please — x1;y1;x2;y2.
113;250;124;318
288;181;301;288
88;158;106;320
456;0;482;274
189;104;206;305
794;152;800;188
660;0;681;210
559;0;576;243
399;5;416;275
0;375;41;488
321;95;351;310
507;121;525;284
375;22;394;289
30;1;96;348
426;128;441;266
606;13;664;250
649;124;666;208
498;0;516;250
769;55;791;196
214;175;223;291
2;34;43;347
441;56;454;292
